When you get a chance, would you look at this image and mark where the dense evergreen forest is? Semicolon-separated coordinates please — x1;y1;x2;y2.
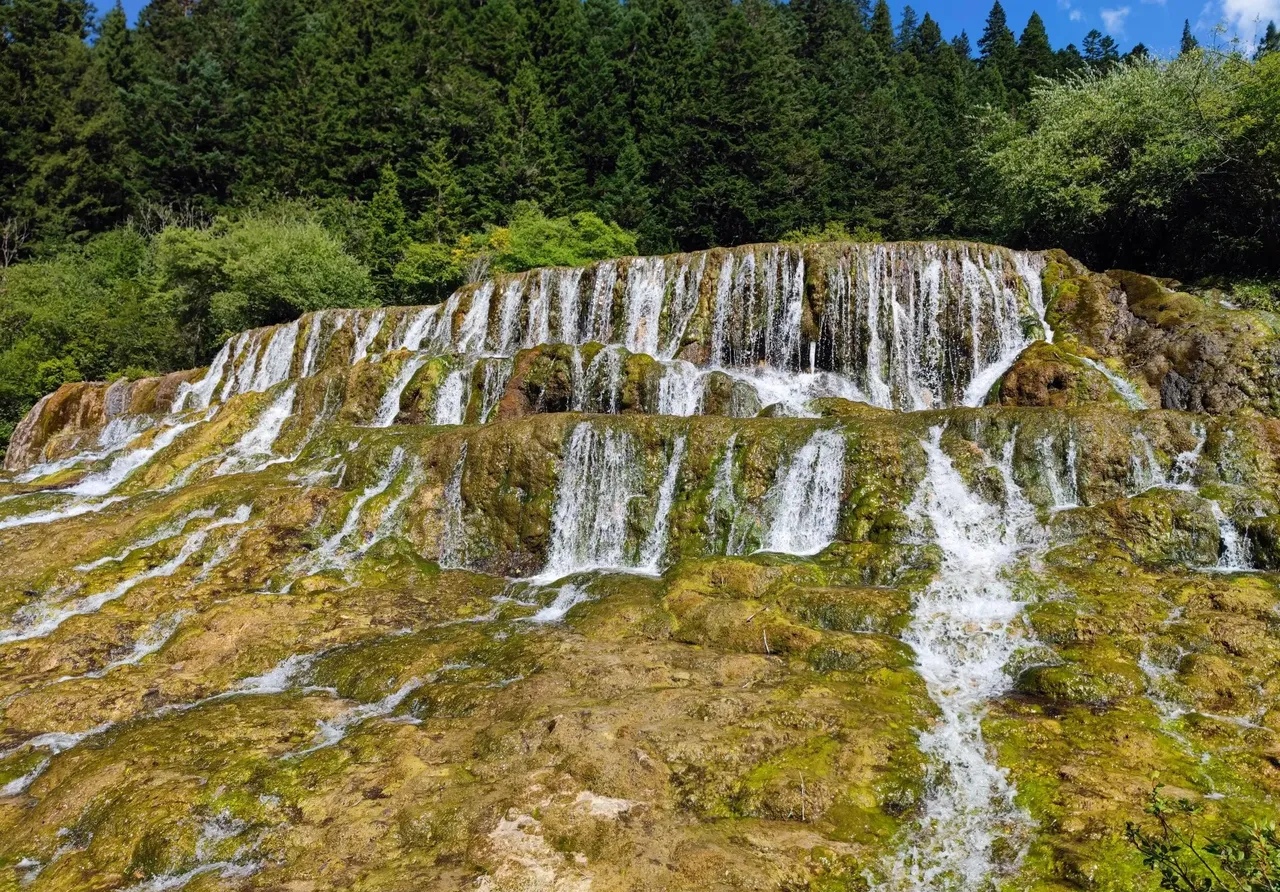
2;0;1279;445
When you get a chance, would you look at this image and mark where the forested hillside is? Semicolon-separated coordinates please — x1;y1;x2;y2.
2;0;1280;446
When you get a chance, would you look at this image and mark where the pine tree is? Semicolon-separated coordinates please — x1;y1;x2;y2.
409;140;469;243
1181;19;1199;55
1083;30;1120;70
1017;13;1054;93
977;2;1020;106
366;164;409;291
896;5;920;54
1256;21;1279;59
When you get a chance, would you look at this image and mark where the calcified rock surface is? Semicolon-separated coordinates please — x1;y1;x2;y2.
2;241;1279;892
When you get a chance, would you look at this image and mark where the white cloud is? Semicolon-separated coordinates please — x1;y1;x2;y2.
1070;8;1086;20
1100;5;1131;33
1220;0;1280;33
1140;0;1167;6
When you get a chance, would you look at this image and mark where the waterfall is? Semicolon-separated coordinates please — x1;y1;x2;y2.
1210;502;1252;571
1037;435;1079;509
478;359;513;423
69;416;202;497
439;445;468;569
294;447;406;575
397;307;439;352
217;385;298;475
1078;357;1147;410
557;268;585;344
707;435;748;555
761;428;845;556
582;346;624;414
879;428;1038;891
175;340;232;412
625;257;667;357
529;583;592;624
456;282;494;353
1129;433;1167;492
373;355;429;427
640;436;686;570
0;505;252;645
433;370;468;426
251;320;300;391
541;424;640;580
662;255;707;359
524;270;553;349
495;279;525;355
656;361;703;416
583;261;617;344
350;310;385;364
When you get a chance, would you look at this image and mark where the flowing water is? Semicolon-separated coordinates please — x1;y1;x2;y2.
0;506;252;645
879;428;1039;891
761;428;846;556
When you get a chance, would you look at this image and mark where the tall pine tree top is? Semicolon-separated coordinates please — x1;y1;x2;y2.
1018;13;1053;84
1180;20;1199;55
978;3;1018;83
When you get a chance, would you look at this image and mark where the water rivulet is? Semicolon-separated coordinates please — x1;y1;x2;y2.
2;241;1279;892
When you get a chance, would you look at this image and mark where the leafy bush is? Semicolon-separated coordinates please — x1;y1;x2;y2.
393;203;638;302
156;214;374;351
0;209;374;449
780;221;884;244
976;51;1280;277
1127;787;1280;891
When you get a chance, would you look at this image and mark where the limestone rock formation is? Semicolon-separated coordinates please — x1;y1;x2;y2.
1;240;1277;892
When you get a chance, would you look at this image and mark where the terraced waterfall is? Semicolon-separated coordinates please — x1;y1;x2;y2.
2;240;1279;892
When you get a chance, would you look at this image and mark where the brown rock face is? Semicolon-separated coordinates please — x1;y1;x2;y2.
3;370;201;471
1044;253;1280;415
993;343;1123;409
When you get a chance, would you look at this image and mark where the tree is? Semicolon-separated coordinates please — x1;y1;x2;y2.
978;1;1020;98
1083;29;1121;70
1127;787;1280;892
1256;22;1280;60
365;165;410;292
1181;19;1199;55
1017;13;1054;91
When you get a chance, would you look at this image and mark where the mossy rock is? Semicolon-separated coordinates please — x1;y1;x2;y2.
991;342;1128;409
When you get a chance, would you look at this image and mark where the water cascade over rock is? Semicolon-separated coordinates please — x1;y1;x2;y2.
3;240;1280;892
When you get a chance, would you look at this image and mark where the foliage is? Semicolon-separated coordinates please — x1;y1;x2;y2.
975;52;1280;276
1126;787;1280;891
155;213;374;353
0;228;178;443
779;222;884;243
0;208;373;444
393;203;637;302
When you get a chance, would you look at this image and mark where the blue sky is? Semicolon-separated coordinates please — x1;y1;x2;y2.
109;0;1279;56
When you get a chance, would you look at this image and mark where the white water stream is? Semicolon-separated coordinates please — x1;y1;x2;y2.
879;428;1039;891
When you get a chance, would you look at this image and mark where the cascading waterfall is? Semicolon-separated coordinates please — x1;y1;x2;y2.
439;446;468;569
433;371;468;426
706;435;749;555
350;311;386;365
1037;434;1079;510
373;355;429;427
0;505;252;645
879;428;1039;891
540;424;641;580
217;384;298;474
640;436;687;570
292;448;407;576
1126;426;1251;570
761;428;846;556
538;423;686;581
1078;357;1147;409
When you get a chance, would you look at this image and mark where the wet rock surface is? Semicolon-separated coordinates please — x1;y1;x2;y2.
1;240;1278;892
